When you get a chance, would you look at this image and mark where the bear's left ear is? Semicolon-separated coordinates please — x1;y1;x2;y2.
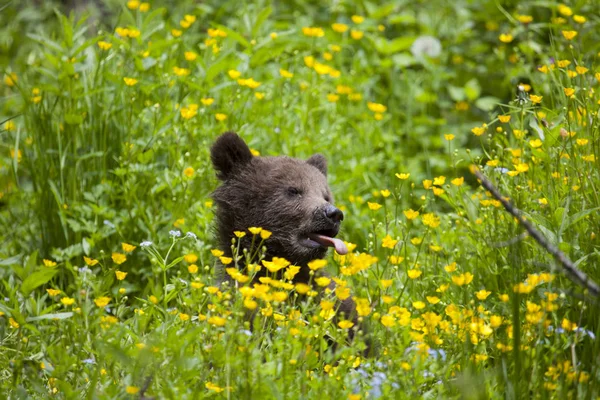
307;154;327;176
211;132;254;180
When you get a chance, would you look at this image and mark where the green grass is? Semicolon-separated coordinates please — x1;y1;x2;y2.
1;0;599;398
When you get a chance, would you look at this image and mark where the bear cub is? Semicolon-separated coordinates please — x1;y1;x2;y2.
210;132;348;283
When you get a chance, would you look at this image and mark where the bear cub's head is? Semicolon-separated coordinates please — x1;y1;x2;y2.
211;132;348;279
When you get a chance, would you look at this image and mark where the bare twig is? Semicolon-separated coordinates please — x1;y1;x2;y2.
473;168;599;298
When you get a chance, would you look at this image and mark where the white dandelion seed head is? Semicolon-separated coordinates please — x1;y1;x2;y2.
411;35;442;59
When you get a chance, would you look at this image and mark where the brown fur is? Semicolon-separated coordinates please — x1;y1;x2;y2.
210;132;358;322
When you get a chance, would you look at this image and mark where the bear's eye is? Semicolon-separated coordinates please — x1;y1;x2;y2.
286;187;302;197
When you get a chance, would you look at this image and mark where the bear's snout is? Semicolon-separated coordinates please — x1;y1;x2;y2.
324;204;344;223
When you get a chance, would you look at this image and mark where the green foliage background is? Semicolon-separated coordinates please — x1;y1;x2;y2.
0;0;599;398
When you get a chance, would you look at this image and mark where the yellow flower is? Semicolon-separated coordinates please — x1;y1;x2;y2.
43;259;57;268
61;297;75;306
380;314;396;327
381;235;398;249
433;176;445;186
558;4;572;16
395;172;410;180
530;95;542;104
205;382;224;392
182;254;197;264
248;227;262;235
208;316;226;327
138;2;149;12
123;77;138;86
452;272;474;286
367;102;387;113
115;270;127;280
561;318;577;331
355;298;371;316
173;66;191;77
126;386;140;394
368;202;382;211
404;209;419;220
279;69;294;78
407;269;422;279
228;70;242;79
471;126;486;136
9;317;20;328
350;30;364;40
338;320;354;329
260;230;272;240
451;177;464;186
413;301;426;310
475;290;491;300
215;113;227;121
516;15;533;24
254;92;265;100
498;33;513;43
4;72;17;86
351;15;365;24
444;134;455;141
327;94;340;102
122;243;136;252
529;139;543;148
94;297;110;307
563;87;575;97
302;27;325;37
188;264;198;274
183;167;195;178
180;106;197;119
308;259;327;271
97;41;112;50
426;296;440;304
46;288;61;296
573;15;586;24
207;28;227;38
112;253;126;264
270;32;278;39
537;65;549;73
332;23;349;33
127;0;140;9
422;213;440;228
171;29;182;37
184;51;197;61
201;98;214;106
575;66;588;74
561;30;577;40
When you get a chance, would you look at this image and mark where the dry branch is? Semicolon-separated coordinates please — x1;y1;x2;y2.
473;168;599;298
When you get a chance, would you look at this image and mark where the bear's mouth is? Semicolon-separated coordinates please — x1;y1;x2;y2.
300;227;348;255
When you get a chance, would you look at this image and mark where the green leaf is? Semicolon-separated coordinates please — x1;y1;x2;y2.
475;96;500;111
27;312;73;321
0;254;23;266
252;6;272;37
215;24;250;48
373;36;415;55
391;53;415;68
464;79;481;101
21;269;59;296
165;256;184;271
448;85;465;102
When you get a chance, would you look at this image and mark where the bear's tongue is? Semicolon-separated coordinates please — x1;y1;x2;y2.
308;233;348;255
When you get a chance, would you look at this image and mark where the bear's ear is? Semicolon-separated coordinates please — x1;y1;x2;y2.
211;132;253;180
307;154;327;177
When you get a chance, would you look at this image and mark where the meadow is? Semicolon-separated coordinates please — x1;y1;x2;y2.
1;0;599;398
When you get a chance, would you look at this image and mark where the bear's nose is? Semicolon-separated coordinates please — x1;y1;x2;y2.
324;204;344;222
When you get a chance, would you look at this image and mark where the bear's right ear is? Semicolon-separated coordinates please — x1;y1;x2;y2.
211;132;253;180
